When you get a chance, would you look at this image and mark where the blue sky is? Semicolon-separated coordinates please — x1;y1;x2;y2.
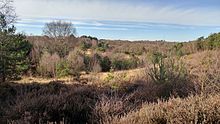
13;0;220;41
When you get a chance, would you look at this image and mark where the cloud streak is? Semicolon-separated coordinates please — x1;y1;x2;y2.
14;0;220;26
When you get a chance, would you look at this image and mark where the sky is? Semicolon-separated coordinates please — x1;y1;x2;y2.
13;0;220;41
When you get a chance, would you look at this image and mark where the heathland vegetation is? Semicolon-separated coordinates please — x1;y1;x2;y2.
1;0;220;123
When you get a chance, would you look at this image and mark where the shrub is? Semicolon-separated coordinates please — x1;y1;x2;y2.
111;55;138;71
92;54;102;73
196;51;220;95
92;95;130;123
37;52;61;78
111;60;126;70
97;41;109;52
92;61;102;73
114;44;146;55
172;43;184;57
148;52;187;84
5;82;100;124
67;50;85;76
80;41;92;51
84;53;102;73
56;60;70;78
196;37;205;51
206;33;220;50
104;73;115;83
148;52;166;84
110;94;220;124
195;33;220;51
148;52;194;98
0;83;17;117
100;56;111;72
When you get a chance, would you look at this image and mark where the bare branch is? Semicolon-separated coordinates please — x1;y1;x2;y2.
0;0;17;28
43;20;76;38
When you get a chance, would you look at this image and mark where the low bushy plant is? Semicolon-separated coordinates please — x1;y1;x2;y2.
56;60;70;78
110;94;220;124
149;52;187;84
148;52;194;98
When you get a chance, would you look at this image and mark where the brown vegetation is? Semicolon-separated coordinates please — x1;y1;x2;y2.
1;42;220;124
1;0;220;123
110;94;220;124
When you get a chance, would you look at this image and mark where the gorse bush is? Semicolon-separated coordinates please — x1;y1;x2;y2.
56;60;70;78
97;41;109;52
111;56;139;71
100;56;111;72
80;40;92;51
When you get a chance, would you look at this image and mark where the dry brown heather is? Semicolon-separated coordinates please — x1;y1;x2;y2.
1;35;220;123
109;94;220;124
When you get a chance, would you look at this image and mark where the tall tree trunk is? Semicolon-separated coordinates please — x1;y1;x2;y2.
2;59;6;82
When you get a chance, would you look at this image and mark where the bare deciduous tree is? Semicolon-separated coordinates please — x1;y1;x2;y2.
0;0;16;29
43;20;76;38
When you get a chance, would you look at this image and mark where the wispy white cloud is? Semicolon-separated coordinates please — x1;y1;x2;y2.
13;0;220;26
77;26;127;31
16;25;127;32
16;17;200;31
17;18;51;24
15;23;43;28
17;18;105;27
